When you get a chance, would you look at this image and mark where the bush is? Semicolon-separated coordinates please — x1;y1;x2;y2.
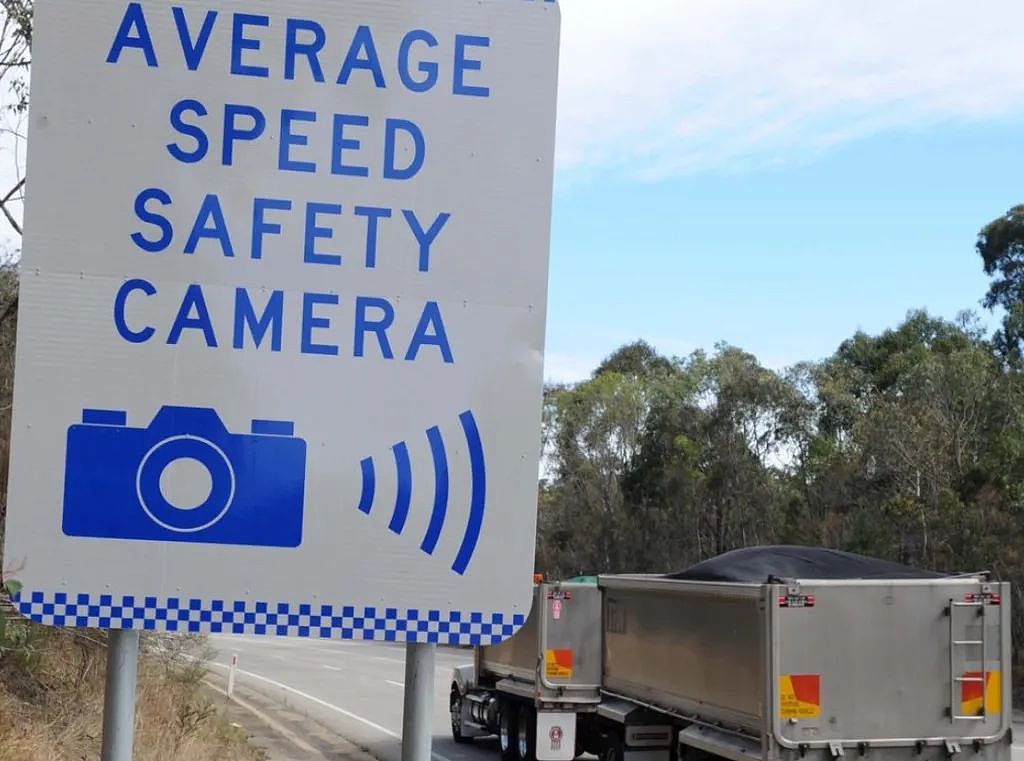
0;618;264;761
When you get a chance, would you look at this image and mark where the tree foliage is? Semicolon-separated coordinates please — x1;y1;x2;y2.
539;312;1024;695
0;1;29;568
978;205;1024;364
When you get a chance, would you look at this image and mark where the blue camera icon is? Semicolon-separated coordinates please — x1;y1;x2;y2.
62;406;306;547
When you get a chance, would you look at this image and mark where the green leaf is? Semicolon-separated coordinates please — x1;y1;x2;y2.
4;580;22;598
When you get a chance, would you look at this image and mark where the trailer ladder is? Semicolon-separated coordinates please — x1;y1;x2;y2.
948;597;989;722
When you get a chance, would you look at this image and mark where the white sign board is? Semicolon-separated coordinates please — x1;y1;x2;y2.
5;0;560;645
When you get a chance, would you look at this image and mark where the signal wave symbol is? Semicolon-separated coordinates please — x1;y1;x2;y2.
356;411;486;575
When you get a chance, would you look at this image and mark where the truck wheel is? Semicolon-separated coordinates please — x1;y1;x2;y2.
450;688;470;744
500;702;518;761
602;732;624;761
517;705;537;761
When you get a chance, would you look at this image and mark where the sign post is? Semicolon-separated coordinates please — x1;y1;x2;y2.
101;630;140;761
402;642;437;761
5;1;560;757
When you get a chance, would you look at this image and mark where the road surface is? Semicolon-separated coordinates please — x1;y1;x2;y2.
207;635;496;761
207;635;1024;761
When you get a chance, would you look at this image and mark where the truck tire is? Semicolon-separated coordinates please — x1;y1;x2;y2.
517;705;537;761
602;732;624;761
500;702;518;761
450;688;471;744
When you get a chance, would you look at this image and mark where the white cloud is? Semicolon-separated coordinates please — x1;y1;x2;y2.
1;1;1017;245
555;0;1024;179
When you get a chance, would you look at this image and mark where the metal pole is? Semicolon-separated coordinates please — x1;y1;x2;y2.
401;642;436;761
101;629;140;761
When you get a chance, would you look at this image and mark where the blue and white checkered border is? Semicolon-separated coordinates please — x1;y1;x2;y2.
12;591;527;645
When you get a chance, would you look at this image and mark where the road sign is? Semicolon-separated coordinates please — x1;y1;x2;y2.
5;0;560;645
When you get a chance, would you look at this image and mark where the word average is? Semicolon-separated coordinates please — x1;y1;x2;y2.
106;2;492;97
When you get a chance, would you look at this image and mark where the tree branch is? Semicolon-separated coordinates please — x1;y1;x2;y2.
0;177;24;236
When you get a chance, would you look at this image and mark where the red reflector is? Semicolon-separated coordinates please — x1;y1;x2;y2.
779;594;815;608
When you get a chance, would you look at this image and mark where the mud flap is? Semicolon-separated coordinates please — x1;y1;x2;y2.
537;711;576;761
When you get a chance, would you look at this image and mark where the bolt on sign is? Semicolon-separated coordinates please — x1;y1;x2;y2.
5;0;560;645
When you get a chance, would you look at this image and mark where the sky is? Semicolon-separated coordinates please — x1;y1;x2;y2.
2;1;1023;383
544;0;1024;381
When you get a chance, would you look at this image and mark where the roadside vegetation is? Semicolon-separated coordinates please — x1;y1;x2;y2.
538;210;1024;698
0;605;265;761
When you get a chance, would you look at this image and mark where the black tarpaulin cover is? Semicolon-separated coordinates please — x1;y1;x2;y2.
665;545;945;583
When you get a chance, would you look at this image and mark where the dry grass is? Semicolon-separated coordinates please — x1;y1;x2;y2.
0;620;266;761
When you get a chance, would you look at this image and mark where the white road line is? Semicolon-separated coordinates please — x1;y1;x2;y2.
203;679;320;755
370;655;406;665
210;661;400;738
386;680;405;688
208;662;454;761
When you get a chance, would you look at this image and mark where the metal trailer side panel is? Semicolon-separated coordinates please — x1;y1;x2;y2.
478;583;603;704
600;576;767;734
479;589;540;682
770;579;1011;750
600;573;1011;761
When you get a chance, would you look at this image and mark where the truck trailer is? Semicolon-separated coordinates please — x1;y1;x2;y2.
450;549;1012;761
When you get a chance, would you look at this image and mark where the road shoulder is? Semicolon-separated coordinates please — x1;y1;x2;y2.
207;680;383;761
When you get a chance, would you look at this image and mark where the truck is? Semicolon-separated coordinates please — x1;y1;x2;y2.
450;548;1013;761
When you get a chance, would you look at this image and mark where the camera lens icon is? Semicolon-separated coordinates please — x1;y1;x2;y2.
135;435;236;533
64;406;306;547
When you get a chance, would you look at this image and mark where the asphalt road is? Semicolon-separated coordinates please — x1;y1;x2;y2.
206;635;1024;761
206;635;499;761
